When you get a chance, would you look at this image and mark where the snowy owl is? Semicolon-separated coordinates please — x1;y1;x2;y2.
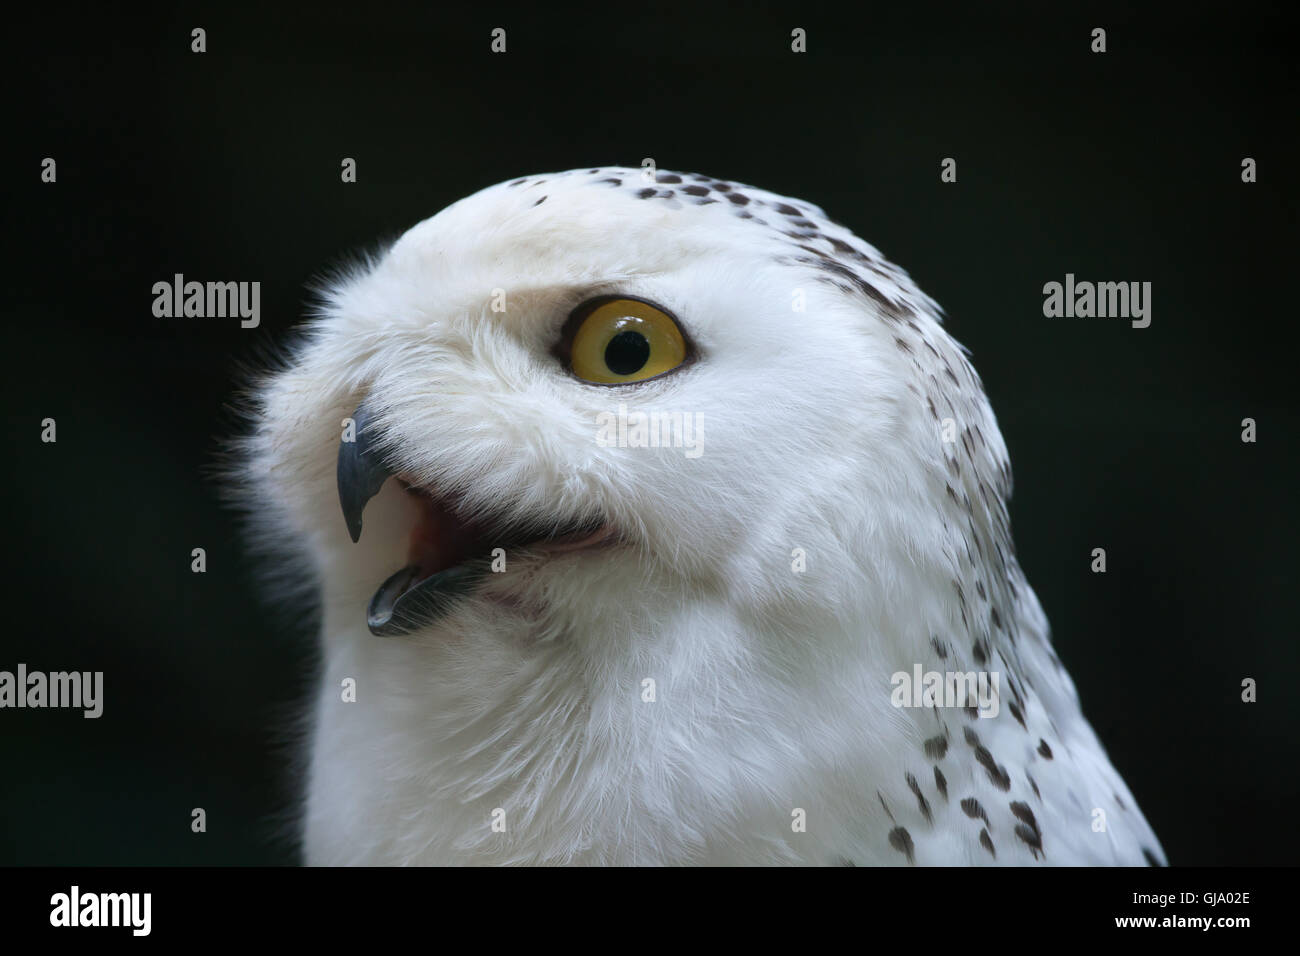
239;167;1165;866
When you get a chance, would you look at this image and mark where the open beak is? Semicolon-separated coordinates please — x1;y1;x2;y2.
336;401;489;636
337;401;612;637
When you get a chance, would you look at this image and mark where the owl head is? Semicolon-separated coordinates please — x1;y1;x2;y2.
241;166;1027;672
231;168;1170;867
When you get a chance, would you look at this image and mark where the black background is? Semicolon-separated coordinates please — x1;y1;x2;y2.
2;2;1295;865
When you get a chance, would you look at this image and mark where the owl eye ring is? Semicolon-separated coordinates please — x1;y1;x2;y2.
554;295;694;385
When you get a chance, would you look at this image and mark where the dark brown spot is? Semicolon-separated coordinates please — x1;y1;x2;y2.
1037;739;1053;759
849;274;903;317
533;196;547;206
960;798;990;828
924;735;948;760
888;826;915;863
933;767;948;800
990;606;1003;630
894;337;912;353
682;184;710;197
774;202;800;215
1010;801;1038;833
802;248;843;267
877;791;895;823
979;829;996;857
600;178;622;186
1114;792;1127;812
508;178;528;187
726;192;750;206
974;747;1011;791
975;580;986;600
1008;700;1026;729
714;182;732;192
655;173;682;184
636;188;657;199
963;727;980;748
1014;823;1043;859
905;773;932;823
931;637;948;660
1143;848;1162;867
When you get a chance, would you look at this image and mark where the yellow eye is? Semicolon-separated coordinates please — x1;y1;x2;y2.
565;298;688;384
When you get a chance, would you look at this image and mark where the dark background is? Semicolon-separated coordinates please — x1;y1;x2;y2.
2;2;1295;865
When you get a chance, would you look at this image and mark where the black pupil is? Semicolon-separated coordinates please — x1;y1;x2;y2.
604;330;651;375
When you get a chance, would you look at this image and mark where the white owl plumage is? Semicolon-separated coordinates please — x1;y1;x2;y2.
240;167;1164;865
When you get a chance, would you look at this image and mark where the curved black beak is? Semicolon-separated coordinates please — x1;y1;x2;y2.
366;562;488;637
336;401;487;636
337;401;394;543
